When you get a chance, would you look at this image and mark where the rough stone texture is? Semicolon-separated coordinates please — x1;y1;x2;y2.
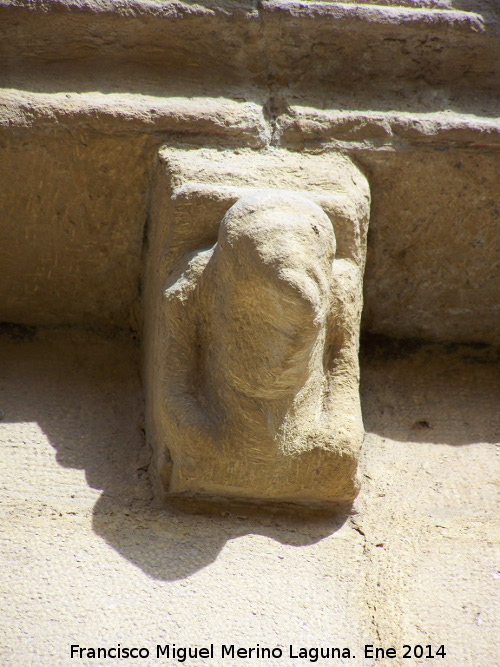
144;149;370;505
1;84;498;341
277;106;500;345
0;0;498;660
161;194;361;503
360;151;500;344
1;1;498;96
1;0;498;344
276;107;500;149
0;332;498;666
0;90;268;146
0;129;149;329
0;93;267;329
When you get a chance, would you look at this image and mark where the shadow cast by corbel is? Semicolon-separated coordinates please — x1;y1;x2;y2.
143;148;370;510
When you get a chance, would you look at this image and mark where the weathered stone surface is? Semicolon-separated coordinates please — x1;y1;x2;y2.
0;127;150;329
0;0;498;663
160;194;362;503
1;0;498;96
145;148;370;505
277;106;500;345
360;150;500;345
0;90;268;146
0;93;267;329
277;106;500;149
0;332;497;666
1;86;498;342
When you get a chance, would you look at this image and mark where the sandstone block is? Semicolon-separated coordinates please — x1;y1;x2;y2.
144;148;370;507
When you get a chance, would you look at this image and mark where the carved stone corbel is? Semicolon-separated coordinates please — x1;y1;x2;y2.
144;148;370;508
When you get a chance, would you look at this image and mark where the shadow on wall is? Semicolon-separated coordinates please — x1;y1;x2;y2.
0;325;348;582
91;497;349;582
0;326;498;581
360;333;500;446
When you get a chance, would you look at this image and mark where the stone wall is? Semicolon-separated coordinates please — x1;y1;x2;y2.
1;0;499;343
1;3;499;665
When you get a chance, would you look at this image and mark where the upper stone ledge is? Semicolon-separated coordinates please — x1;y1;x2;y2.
2;0;489;21
2;0;490;30
1;0;498;98
3;88;497;152
276;107;500;151
0;0;259;14
0;89;270;147
295;0;492;7
261;1;485;32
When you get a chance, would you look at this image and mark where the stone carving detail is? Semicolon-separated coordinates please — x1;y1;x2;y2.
156;192;364;505
145;148;370;507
